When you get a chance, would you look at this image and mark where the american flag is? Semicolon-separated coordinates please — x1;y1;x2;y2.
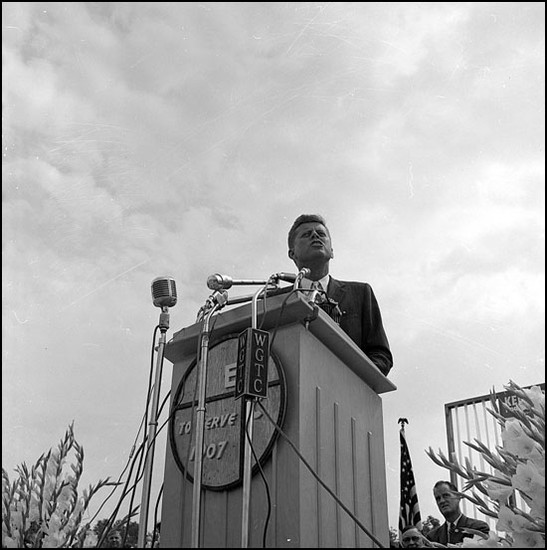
398;422;422;537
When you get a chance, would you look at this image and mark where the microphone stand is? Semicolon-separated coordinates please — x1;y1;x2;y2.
138;306;170;549
191;274;288;547
191;291;227;548
240;278;274;548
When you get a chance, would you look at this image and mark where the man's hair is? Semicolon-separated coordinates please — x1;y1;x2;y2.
401;525;421;534
434;480;458;492
287;214;329;249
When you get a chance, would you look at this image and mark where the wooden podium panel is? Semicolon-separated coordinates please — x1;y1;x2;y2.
160;291;396;548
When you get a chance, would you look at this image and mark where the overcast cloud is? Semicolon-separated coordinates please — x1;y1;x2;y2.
3;1;545;535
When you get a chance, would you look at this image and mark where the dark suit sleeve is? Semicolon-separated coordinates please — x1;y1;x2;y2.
463;516;490;535
363;284;393;376
338;282;393;376
426;525;443;544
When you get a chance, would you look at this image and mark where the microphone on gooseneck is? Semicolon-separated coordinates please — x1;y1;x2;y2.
206;274;270;291
272;272;300;283
151;277;178;308
293;267;311;290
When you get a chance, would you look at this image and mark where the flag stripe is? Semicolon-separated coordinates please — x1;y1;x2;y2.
399;427;422;536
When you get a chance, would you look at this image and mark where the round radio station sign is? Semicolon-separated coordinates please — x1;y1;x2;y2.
169;333;287;491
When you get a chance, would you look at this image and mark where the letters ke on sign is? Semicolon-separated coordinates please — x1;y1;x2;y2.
497;382;545;418
169;334;287;490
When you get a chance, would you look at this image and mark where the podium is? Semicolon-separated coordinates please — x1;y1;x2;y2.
160;290;396;548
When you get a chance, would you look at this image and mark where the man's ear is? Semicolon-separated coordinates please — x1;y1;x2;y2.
330;248;334;259
288;249;294;260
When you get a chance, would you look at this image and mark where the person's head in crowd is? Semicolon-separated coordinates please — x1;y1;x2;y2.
106;529;123;548
433;480;462;522
400;525;439;548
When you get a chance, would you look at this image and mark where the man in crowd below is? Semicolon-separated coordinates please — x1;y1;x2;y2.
287;213;393;376
427;480;490;545
106;530;123;548
105;528;134;548
400;525;440;548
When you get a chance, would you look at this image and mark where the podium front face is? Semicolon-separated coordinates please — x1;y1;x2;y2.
161;293;395;548
168;333;286;491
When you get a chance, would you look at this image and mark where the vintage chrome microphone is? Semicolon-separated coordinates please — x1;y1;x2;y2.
138;277;177;548
293;267;311;290
151;276;177;308
206;273;270;290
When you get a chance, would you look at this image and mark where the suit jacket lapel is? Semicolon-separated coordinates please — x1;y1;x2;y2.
327;277;346;305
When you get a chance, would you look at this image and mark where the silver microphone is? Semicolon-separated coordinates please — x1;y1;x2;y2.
151;277;177;308
293;267;311;290
211;289;229;307
206;273;270;290
272;272;298;283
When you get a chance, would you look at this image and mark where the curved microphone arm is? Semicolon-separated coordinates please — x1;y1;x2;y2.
196;290;229;322
191;296;226;547
293;267;311;290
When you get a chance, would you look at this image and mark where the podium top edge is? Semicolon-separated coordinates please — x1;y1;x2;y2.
165;290;396;395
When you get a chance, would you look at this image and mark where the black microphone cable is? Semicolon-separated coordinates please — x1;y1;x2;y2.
95;423;148;547
256;400;386;549
257;273;302;331
96;275;177;547
95;319;180;548
258;277;286;331
120;322;163;547
252;285;337;547
96;388;175;548
266;285;337;356
92;322;161;547
120;319;172;548
151;482;163;549
266;287;314;355
243;401;272;548
123;387;173;549
94;461;141;548
125;387;175;545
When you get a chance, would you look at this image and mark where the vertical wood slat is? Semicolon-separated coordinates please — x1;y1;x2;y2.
222;490;228;548
367;430;376;548
333;402;341;547
445;404;458;488
351;417;359;548
462;404;471;515
315;386;323;548
472;403;487;478
271;442;278;548
481;401;493;460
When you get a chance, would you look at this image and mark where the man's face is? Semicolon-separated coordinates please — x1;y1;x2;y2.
434;483;461;518
289;222;333;268
107;532;122;547
401;528;423;548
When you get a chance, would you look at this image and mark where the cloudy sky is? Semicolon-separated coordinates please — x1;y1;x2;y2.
3;1;545;537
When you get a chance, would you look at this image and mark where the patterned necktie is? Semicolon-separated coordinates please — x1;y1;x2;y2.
448;523;458;543
310;281;323;303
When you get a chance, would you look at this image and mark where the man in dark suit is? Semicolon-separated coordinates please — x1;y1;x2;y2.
427;480;490;545
287;213;393;376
